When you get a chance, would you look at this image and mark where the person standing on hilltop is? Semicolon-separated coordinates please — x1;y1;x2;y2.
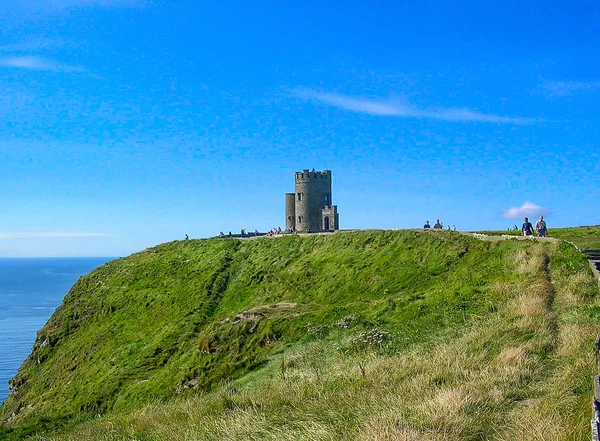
423;220;431;229
522;217;534;236
433;219;443;229
535;216;547;237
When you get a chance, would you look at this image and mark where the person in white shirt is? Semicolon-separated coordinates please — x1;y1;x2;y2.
535;216;547;237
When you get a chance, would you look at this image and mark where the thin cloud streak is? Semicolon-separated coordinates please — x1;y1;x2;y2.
0;56;84;73
0;233;112;239
502;202;549;219
0;38;67;53
46;0;146;9
542;79;600;97
23;0;145;10
293;88;539;124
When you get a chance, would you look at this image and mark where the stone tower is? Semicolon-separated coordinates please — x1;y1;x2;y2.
285;169;339;233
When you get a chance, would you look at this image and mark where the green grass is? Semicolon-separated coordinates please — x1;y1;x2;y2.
550;226;600;251
1;229;598;440
478;225;600;251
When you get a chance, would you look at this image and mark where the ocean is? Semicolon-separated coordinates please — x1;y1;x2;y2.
0;257;114;404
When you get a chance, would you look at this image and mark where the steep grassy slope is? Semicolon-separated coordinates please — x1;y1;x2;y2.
1;230;598;440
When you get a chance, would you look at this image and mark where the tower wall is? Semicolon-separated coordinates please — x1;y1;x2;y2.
321;205;339;231
285;193;296;231
294;169;332;232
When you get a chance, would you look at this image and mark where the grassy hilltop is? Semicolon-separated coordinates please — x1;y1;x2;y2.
1;229;599;440
480;225;600;251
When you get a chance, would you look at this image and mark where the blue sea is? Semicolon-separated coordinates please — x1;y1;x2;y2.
0;257;114;404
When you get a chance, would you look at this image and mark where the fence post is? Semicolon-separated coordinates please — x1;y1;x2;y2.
593;383;600;441
593;332;600;440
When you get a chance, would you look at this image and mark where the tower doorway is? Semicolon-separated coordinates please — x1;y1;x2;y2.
324;216;330;231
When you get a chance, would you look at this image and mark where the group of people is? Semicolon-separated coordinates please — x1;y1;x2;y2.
218;229;260;238
421;216;548;237
208;216;547;240
521;216;547;237
215;227;293;239
266;227;283;236
423;220;456;231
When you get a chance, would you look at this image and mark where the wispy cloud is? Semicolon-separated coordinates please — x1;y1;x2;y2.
45;0;146;9
0;232;112;239
0;38;67;53
0;56;84;73
542;79;600;97
22;0;145;10
292;88;539;125
501;202;549;219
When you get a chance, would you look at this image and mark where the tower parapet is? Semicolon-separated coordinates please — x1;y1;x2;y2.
295;169;331;181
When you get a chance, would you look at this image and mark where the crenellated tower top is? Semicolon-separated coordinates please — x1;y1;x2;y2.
295;169;331;182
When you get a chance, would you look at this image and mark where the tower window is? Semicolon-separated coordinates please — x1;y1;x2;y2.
298;216;303;224
298;193;303;201
324;194;329;204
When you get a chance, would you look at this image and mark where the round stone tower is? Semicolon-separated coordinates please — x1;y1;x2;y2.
285;193;296;231
294;169;332;232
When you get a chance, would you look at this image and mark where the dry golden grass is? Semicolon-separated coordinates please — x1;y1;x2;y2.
509;291;549;318
559;270;596;308
495;345;528;367
557;323;592;357
494;243;597;441
358;420;443;441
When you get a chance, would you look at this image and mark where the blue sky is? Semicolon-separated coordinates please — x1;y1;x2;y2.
0;0;598;257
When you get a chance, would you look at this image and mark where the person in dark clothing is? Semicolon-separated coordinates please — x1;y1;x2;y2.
522;217;534;236
423;220;431;229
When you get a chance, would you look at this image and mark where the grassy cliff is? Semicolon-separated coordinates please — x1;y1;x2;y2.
1;229;598;440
